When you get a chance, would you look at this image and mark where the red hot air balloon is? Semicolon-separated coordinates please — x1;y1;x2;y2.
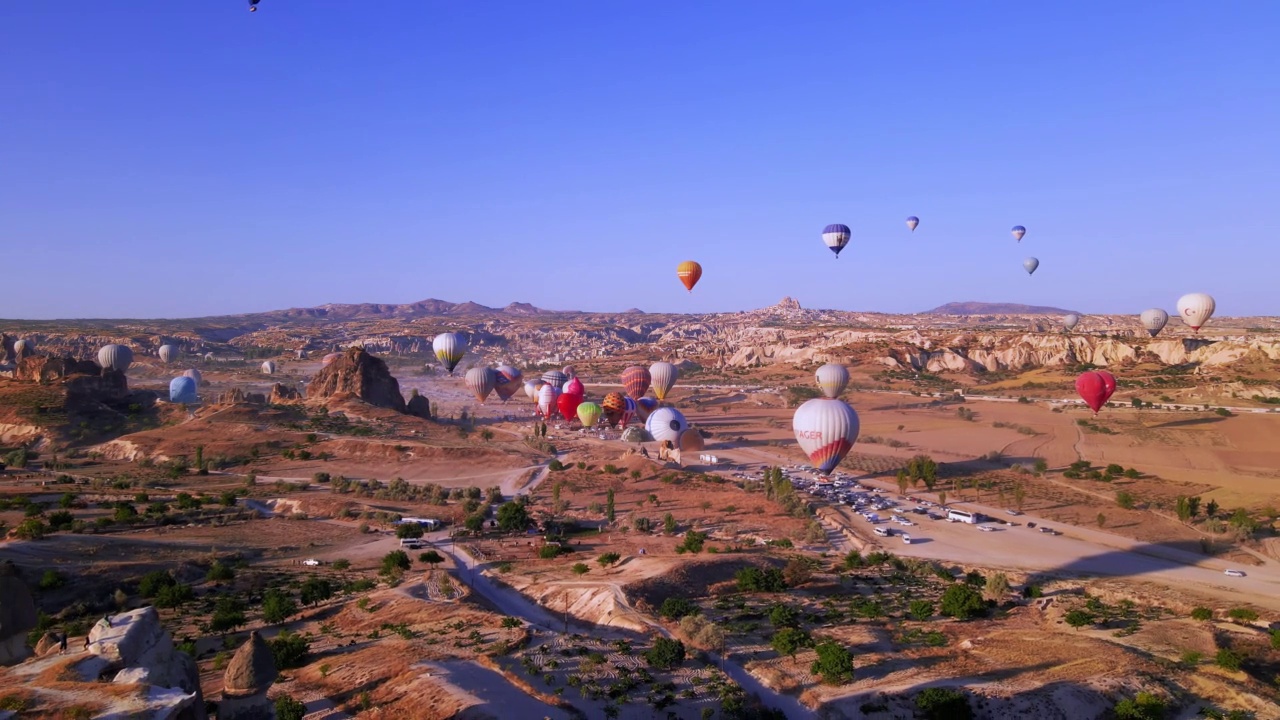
557;392;582;424
564;377;585;399
622;366;652;400
1096;370;1117;400
1075;371;1114;415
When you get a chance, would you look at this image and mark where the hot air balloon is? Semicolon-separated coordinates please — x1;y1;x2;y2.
524;380;542;402
815;364;849;398
158;345;178;364
792;398;861;475
622;396;637;427
821;224;851;258
432;333;467;375
182;368;202;387
1023;257;1039;275
602;392;628;428
678;428;705;454
676;261;702;292
537;384;561;418
261;360;276;375
1096;370;1117;400
465;367;499;403
542;370;568;390
495;364;524;402
322;353;341;367
621;426;649;444
557;392;582;423
577;402;602;428
645;407;689;444
12;339;32;359
169;376;198;404
906;216;920;232
622;366;652;400
563;377;585;398
1012;225;1026;242
562;365;577;378
248;0;260;10
98;344;133;372
636;397;658;422
1176;293;1215;332
203;352;215;362
650;361;678;402
1062;314;1081;332
1075;371;1114;415
1139;309;1169;338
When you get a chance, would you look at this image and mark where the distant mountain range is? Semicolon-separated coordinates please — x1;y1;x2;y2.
263;299;556;321
925;301;1080;316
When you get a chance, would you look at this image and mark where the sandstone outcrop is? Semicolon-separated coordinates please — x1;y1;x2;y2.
220;630;276;720
406;388;433;419
0;561;37;665
307;347;406;412
15;355;102;383
269;382;303;404
214;388;268;405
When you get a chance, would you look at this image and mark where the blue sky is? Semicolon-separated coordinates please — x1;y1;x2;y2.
2;2;1277;319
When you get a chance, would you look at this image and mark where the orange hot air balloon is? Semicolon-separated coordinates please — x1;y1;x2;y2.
676;261;702;292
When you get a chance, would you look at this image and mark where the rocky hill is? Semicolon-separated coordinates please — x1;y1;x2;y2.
926;301;1081;315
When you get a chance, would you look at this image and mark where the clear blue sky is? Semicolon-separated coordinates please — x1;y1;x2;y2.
2;2;1277;319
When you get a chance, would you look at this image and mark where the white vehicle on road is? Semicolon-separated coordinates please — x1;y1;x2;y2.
873;526;894;537
1005;509;1023;516
901;533;912;545
978;525;996;532
1224;569;1247;577
302;558;322;566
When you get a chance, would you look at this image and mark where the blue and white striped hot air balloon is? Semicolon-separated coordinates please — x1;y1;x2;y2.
821;224;851;258
169;376;198;404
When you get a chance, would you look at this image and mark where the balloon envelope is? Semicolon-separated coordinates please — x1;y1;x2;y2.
646;407;689;444
622;366;652;400
13;339;32;358
636;397;658;422
1062;314;1081;332
169;376;198;404
563;377;585;398
622;396;638;427
464;367;498;403
821;224;851;257
1140;308;1169;338
1176;293;1215;332
182;368;202;386
815;364;849;398
562;365;577;378
792;398;860;475
678;428;705;453
1012;225;1026;242
557;392;582;423
1096;370;1117;400
1076;371;1114;414
602;392;627;427
432;333;467;374
1023;257;1039;275
524;380;542;402
576;402;602;428
676;261;702;292
650;361;678;401
537;384;561;418
158;345;178;364
98;344;134;372
261;361;276;375
906;216;919;232
495;364;524;401
542;370;568;390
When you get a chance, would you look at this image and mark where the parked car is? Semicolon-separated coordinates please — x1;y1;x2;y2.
1224;569;1247;577
978;525;996;532
901;533;912;545
1005;509;1023;516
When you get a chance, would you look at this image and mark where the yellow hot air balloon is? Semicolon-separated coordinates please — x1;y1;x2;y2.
676;261;702;292
576;402;602;428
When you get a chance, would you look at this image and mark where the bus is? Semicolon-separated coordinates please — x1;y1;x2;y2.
947;509;978;524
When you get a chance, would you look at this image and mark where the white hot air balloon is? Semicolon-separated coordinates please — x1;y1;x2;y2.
649;361;679;402
98;344;134;372
1062;314;1081;332
645;407;689;445
537;383;561;418
814;363;849;399
261;360;277;375
1139;308;1169;338
821;224;851;258
464;367;499;403
792;398;860;476
158;344;178;364
1023;257;1039;275
432;333;467;375
1176;293;1216;332
182;368;203;386
524;380;542;402
12;339;32;359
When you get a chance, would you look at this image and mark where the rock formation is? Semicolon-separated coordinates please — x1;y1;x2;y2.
214;388;268;405
0;561;37;665
406;388;432;419
269;382;303;404
14;355;101;383
306;347;406;412
219;630;277;720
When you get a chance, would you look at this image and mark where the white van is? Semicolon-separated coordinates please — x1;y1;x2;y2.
901;533;912;545
873;526;893;538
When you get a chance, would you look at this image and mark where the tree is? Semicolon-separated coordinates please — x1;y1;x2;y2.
395;523;424;539
1215;648;1244;672
571;562;589;576
1013;483;1026;511
915;688;972;720
605;488;615;523
782;556;815;587
768;603;801;629
300;577;335;606
810;641;854;685
937;490;947;507
735;567;787;593
262;588;298;624
643;637;686;670
206;561;234;582
1113;692;1166;720
597;552;620;567
770;627;812;662
896;470;909;496
660;597;700;620
381;549;411;576
1206;498;1219;518
139;570;177;598
983;572;1010;602
1096;512;1108;528
1190;607;1213;621
1116;490;1136;510
275;695;307;720
663;513;677;534
419;550;444;576
939;584;986;620
210;596;247;633
907;600;934;621
1065;610;1095;630
269;630;310;669
496;501;530;532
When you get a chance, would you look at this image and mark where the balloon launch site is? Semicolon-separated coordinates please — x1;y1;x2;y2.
3;5;1279;720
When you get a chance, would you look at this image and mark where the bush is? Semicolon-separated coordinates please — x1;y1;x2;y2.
210;597;247;633
810;641;854;685
269;630;310;669
1227;607;1258;623
38;570;66;591
768;603;801;629
538;544;564;559
1215;648;1245;672
660;597;700;620
206;562;235;582
1190;607;1213;621
262;588;298;624
677;530;708;554
381;550;411;575
915;688;972;720
643;637;686;670
735;567;787;593
1113;692;1166;720
597;552;620;567
331;559;351;571
154;583;194;608
571;562;589;575
939;584;986;620
275;695;307;720
907;600;934;621
771;627;812;661
395;523;424;539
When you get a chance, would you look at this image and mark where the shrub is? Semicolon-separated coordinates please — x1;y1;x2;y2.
269;630;310;669
262;588;298;624
380;550;411;575
1113;692;1166;720
571;562;589;576
660;598;701;620
735;567;787;593
907;600;934;621
538;544;563;559
1215;648;1244;672
597;552;621;567
643;637;685;670
154;583;194;608
275;695;307;720
206;562;235;582
1227;607;1258;623
810;641;854;685
1064;610;1095;630
38;570;66;591
1190;607;1213;621
915;688;972;720
770;627;812;661
939;584;986;620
